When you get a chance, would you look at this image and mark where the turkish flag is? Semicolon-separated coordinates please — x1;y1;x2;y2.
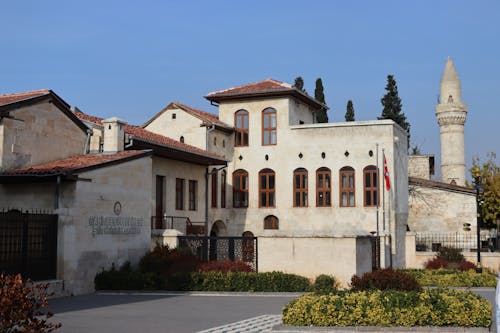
383;153;391;191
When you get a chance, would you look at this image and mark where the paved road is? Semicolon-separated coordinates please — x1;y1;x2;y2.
48;289;497;333
48;292;299;333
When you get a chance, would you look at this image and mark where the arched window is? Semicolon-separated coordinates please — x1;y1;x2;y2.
340;166;355;207
233;169;249;208
262;108;277;145
235;110;249;146
211;170;217;208
264;215;279;230
221;170;226;208
259;169;275;207
293;168;308;207
242;231;254;262
316;167;331;207
180;136;184;143
363;165;378;207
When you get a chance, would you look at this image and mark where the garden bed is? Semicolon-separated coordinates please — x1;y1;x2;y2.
282;289;491;328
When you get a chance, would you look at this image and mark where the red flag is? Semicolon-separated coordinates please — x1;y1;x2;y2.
383;153;391;191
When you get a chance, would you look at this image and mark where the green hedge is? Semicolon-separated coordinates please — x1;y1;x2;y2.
95;270;311;292
282;289;491;327
402;269;497;287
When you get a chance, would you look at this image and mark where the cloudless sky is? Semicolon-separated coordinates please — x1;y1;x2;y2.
1;1;498;179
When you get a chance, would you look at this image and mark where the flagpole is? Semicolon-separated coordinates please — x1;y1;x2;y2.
376;144;380;237
382;148;386;232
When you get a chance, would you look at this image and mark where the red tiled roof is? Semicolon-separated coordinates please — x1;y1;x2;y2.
74;111;225;160
1;150;149;176
409;176;475;194
206;78;293;96
205;78;327;110
0;89;50;106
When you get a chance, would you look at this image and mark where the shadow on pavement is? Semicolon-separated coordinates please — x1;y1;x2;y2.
48;292;179;314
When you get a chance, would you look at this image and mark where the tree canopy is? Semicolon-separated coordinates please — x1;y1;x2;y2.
345;100;355;121
471;152;500;227
294;76;305;92
379;75;410;146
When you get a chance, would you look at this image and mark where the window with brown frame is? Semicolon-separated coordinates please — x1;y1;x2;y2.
262;108;277;145
211;170;217;208
364;165;378;207
189;180;197;211
175;178;184;210
264;215;279;230
293;168;308;207
340;166;355;207
259;169;275;207
316;167;331;207
235;110;249;146
221;170;226;208
233;169;249;208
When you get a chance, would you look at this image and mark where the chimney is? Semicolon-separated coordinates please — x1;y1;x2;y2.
102;117;126;153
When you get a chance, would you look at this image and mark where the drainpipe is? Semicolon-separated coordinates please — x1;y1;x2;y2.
206;123;216;150
204;167;209;261
55;175;61;209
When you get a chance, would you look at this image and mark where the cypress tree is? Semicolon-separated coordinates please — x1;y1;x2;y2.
379;75;410;144
314;78;328;123
345;100;355;121
294;77;305;92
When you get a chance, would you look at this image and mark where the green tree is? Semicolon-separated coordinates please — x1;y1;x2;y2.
294;76;305;92
314;78;328;123
345;100;355;121
379;75;410;146
471;153;500;227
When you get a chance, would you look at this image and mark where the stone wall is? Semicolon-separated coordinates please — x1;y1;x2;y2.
0;102;87;171
408;185;476;233
258;235;372;286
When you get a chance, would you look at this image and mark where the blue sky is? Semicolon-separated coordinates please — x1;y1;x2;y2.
1;1;498;178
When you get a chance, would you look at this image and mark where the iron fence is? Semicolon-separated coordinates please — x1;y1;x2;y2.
178;236;258;271
0;209;58;280
415;231;499;252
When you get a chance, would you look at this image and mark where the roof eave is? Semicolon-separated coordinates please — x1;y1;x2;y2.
129;137;227;166
205;89;327;110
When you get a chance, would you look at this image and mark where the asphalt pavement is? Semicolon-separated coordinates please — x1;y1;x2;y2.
47;289;497;333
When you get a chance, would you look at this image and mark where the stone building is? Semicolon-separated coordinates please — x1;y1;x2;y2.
0;90;225;294
144;79;409;283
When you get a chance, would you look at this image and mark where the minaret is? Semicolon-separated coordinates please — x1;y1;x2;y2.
436;57;467;186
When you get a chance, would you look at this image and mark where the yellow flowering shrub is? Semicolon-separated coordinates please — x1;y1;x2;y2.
282;289;491;327
403;269;497;287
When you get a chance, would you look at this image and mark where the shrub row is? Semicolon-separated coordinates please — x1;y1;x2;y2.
351;269;421;291
403;269;497;287
95;269;313;292
282;289;492;327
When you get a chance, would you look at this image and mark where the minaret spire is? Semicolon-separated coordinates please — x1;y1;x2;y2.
436;57;467;185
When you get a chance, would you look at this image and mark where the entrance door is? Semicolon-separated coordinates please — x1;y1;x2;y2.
242;231;254;262
155;176;164;228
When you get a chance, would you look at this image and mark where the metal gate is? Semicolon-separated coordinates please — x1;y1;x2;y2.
0;210;58;280
178;236;258;272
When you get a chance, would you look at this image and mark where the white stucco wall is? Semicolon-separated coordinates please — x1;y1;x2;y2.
152;157;208;228
0;102;87;171
144;107;207;149
210;95;408;268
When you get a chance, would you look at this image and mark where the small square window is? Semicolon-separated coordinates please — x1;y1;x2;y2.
172;113;176;119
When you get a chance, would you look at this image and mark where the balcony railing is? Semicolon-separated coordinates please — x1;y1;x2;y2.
151;216;205;235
